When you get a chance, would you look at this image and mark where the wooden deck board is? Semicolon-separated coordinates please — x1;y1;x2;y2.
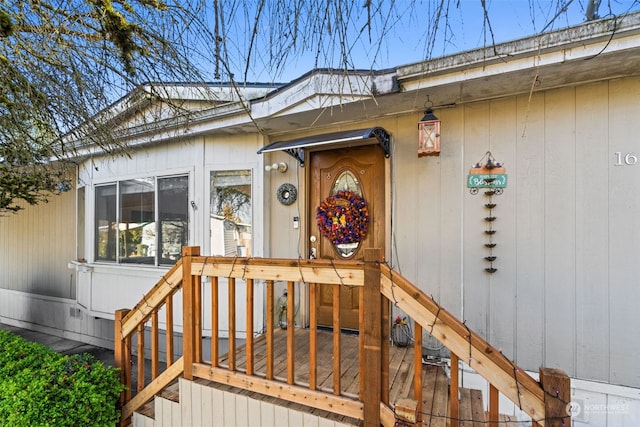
141;328;497;426
419;363;440;424
427;361;449;427
230;328;458;425
333;333;362;396
459;388;473;426
469;389;486;427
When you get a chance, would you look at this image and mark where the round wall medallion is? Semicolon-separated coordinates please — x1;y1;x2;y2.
277;183;297;205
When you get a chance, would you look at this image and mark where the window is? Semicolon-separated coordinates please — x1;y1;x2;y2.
158;176;189;263
119;178;155;264
77;186;85;258
96;184;117;262
210;170;252;257
95;175;189;265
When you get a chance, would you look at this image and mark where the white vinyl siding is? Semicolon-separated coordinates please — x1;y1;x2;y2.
388;78;640;388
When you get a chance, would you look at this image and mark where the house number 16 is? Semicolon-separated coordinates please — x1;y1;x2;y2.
614;152;638;166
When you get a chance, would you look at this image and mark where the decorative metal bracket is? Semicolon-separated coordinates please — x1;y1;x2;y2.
371;127;391;159
284;148;305;167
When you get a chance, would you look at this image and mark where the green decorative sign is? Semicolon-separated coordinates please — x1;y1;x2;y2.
467;174;508;189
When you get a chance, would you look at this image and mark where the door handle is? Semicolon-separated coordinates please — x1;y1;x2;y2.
309;235;317;259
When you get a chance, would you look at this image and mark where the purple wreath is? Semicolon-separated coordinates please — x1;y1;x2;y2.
316;190;370;245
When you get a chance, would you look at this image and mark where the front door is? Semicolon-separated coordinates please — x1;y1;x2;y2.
308;144;386;330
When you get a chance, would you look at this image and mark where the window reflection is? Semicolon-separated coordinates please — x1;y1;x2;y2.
158;176;189;264
95;184;117;261
94;175;189;266
332;170;362;196
119;178;155;265
210;170;252;257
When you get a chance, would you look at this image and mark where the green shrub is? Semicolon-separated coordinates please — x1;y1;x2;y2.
0;330;125;426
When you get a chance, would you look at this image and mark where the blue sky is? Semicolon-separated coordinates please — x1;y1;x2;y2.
241;0;640;82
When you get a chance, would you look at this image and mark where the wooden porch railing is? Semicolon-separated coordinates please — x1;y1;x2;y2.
114;246;570;427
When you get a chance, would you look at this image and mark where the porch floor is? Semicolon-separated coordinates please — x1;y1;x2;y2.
138;327;516;426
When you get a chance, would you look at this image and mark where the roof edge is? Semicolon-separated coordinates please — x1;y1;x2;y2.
397;11;640;81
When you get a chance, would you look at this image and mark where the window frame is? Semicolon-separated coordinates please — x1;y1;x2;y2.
93;173;190;267
208;167;254;258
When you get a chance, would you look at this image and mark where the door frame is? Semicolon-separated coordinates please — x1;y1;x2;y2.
303;142;390;329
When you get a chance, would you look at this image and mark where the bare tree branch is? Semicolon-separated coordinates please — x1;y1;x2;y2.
2;0;618;213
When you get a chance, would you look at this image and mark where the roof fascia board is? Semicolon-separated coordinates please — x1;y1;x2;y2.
110;101;250;141
158;84;277;102
259;94;372;118
400;32;640;92
254;72;391;118
67;101;251;158
89;83;275;133
398;12;640;83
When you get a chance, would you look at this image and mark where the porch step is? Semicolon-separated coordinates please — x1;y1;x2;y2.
413;385;484;427
486;412;519;424
456;388;485;426
133;381;180;422
157;381;181;402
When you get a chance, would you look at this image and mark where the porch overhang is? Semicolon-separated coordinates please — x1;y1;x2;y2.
257;127;391;167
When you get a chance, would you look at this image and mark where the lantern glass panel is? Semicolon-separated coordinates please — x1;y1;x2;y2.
418;120;441;156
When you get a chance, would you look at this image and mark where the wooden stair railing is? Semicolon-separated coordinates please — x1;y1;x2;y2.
115;246;570;427
380;264;571;427
114;249;188;426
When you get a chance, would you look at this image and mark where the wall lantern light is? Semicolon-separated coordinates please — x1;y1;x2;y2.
418;109;441;157
265;162;288;173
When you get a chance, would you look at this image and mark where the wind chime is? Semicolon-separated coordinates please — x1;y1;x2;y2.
467;152;507;274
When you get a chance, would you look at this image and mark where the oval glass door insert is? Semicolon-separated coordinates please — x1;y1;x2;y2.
331;170;362;258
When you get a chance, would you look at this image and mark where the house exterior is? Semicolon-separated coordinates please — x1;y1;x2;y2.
1;12;640;426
